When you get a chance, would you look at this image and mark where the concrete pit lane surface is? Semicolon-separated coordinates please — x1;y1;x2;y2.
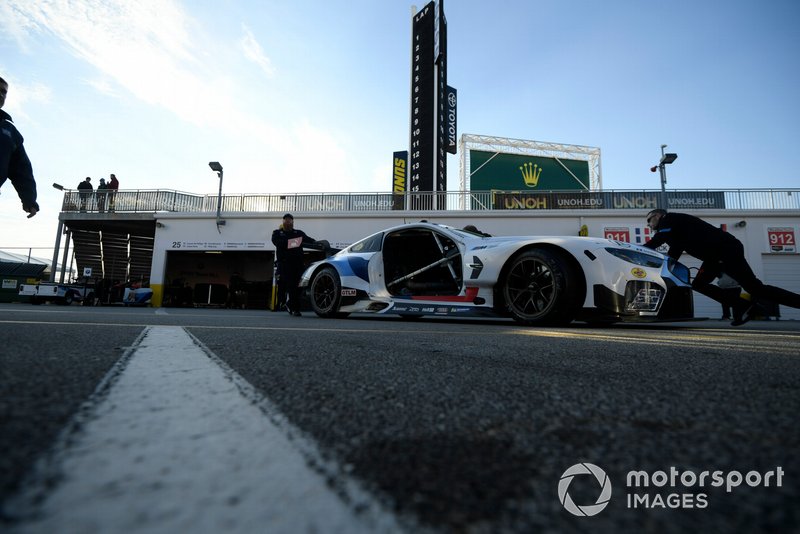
1;304;798;533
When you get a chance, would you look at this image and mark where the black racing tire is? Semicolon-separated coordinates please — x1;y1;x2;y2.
62;292;75;305
310;266;347;318
501;248;581;326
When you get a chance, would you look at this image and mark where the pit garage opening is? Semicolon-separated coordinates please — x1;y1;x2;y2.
162;251;274;309
161;248;329;309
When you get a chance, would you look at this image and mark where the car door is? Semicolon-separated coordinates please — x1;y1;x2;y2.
380;226;464;297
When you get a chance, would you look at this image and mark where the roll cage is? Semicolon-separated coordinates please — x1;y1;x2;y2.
381;227;464;297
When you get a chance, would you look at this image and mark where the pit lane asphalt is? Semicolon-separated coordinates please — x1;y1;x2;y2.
1;303;798;533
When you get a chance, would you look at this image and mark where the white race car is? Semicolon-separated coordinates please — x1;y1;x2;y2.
300;222;694;325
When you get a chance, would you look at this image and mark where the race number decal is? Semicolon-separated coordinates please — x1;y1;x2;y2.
604;227;630;243
767;227;796;253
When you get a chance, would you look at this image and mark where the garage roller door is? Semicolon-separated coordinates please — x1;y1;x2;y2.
762;254;800;320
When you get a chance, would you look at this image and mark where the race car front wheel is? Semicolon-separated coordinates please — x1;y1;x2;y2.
310;266;349;318
501;248;580;326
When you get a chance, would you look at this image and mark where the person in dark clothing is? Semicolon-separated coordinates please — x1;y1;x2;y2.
96;177;108;212
108;173;119;211
0;76;39;218
77;177;93;211
271;213;316;316
644;209;800;326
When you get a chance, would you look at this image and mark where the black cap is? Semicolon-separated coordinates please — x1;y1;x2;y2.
282;213;294;220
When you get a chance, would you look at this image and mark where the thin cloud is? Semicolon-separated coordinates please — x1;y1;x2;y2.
0;76;52;122
240;24;275;78
0;2;38;52
86;78;117;98
4;1;285;144
6;0;210;122
3;0;359;192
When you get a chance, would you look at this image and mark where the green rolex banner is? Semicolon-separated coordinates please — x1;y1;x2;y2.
469;150;590;192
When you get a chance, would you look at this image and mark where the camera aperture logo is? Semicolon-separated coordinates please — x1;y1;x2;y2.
558;463;612;516
558;463;785;516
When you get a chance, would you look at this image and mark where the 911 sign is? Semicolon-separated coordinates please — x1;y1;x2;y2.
604;227;630;242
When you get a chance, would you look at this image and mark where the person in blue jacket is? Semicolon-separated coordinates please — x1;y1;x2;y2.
0;76;39;218
644;209;800;326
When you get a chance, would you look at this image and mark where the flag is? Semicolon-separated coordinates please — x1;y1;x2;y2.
634;227;652;244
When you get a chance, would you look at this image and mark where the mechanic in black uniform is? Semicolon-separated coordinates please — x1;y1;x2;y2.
643;209;800;326
0;76;39;218
271;213;316;316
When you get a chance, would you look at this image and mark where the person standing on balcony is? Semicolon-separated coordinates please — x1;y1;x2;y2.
108;173;119;211
77;177;93;211
97;177;108;212
271;213;317;316
0;76;39;218
644;208;800;326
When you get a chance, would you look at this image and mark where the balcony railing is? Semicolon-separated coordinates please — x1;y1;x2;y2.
60;188;800;214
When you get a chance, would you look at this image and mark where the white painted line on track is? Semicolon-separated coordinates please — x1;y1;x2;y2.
8;326;400;534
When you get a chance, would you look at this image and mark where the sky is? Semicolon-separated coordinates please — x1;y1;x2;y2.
1;0;799;251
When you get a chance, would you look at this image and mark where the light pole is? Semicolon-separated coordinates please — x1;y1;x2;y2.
650;145;677;209
208;161;225;232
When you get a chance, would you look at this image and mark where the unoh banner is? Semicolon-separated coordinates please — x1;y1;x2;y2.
469;150;590;192
490;190;726;210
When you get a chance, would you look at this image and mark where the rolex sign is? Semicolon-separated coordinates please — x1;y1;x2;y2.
469;150;590;192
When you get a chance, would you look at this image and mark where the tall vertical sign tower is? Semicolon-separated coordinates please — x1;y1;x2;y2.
409;0;448;209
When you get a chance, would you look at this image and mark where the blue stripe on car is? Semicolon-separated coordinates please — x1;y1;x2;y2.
347;257;370;282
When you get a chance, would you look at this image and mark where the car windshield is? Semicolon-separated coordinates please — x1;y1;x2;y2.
345;232;383;253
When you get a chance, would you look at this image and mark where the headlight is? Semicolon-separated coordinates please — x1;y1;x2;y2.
667;258;691;284
604;248;664;268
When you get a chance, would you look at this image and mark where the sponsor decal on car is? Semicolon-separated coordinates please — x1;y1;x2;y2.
341;288;357;296
391;303;423;313
631;267;647;279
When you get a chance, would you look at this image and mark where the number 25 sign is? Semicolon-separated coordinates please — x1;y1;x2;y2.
767;227;796;253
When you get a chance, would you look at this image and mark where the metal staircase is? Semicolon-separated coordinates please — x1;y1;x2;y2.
70;229;153;282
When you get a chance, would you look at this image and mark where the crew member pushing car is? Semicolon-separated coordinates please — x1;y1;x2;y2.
644;209;800;326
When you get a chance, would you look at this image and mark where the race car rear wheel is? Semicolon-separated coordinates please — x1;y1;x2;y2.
310;266;348;318
501;248;580;326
